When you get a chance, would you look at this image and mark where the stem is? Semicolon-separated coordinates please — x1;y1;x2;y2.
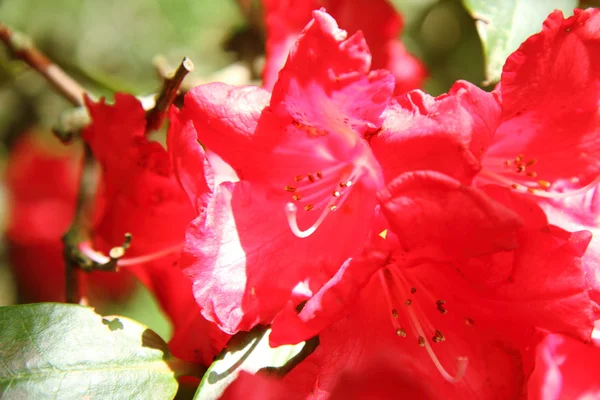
63;144;91;303
0;22;86;106
146;57;194;131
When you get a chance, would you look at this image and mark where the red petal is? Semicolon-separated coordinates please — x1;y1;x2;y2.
378;171;522;261
269;236;389;346
528;332;600;399
182;84;272;181
487;9;600;192
167;106;210;209
536;183;600;310
262;0;316;91
458;189;595;345
371;81;501;185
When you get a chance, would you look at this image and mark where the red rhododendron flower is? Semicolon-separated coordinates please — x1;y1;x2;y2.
5;133;135;302
262;0;426;94
528;321;600;400
268;188;594;399
82;94;229;364
171;10;521;337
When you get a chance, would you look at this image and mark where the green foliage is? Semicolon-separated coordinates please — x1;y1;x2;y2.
0;303;178;400
462;0;577;84
194;326;315;399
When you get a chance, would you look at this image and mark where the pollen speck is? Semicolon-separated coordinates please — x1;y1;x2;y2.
396;328;407;337
378;229;388;239
332;190;341;197
537;180;551;189
392;309;398;318
304;204;314;211
435;329;445;342
418;336;425;347
284;185;297;192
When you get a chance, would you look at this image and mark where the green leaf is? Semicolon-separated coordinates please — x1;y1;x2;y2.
194;326;317;399
0;303;178;399
462;0;576;84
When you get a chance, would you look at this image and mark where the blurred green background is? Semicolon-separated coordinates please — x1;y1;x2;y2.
0;0;597;337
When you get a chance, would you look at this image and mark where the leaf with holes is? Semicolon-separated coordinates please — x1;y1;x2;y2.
462;0;576;84
0;303;178;400
194;326;316;399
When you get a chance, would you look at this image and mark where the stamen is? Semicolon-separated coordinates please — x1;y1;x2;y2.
79;242;183;267
284;164;362;238
480;169;600;199
385;268;469;383
396;328;407;337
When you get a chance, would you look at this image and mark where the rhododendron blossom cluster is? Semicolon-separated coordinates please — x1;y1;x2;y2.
2;1;600;399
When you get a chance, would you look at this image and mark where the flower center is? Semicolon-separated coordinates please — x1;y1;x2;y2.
379;266;469;383
283;161;362;238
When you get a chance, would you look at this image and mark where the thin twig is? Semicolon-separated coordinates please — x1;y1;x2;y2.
0;22;87;106
63;144;91;303
146;56;194;131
